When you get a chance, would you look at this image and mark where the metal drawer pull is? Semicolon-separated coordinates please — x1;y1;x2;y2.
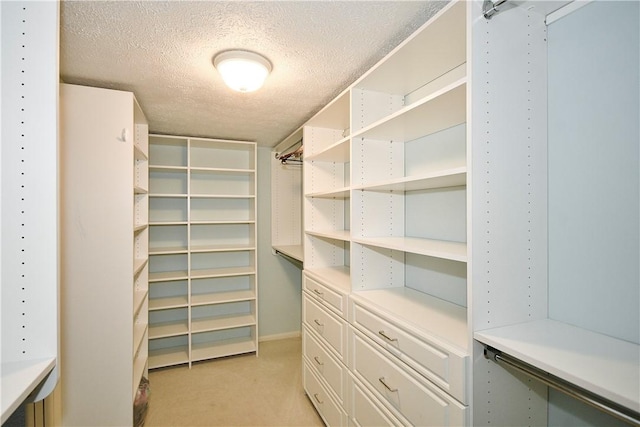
378;330;398;342
313;393;324;404
314;356;324;366
314;319;324;327
313;288;323;296
379;377;398;393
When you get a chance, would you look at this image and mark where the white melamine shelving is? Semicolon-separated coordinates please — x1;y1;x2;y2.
1;2;59;423
59;83;149;425
148;135;258;369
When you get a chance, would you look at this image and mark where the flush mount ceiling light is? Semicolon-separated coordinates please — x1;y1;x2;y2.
213;50;272;93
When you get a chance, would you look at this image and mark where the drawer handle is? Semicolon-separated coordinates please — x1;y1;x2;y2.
313;393;324;404
314;356;324;366
314;319;324;327
313;288;324;296
378;330;398;342
379;377;398;393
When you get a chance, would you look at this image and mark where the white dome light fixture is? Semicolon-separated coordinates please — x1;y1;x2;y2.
213;50;272;93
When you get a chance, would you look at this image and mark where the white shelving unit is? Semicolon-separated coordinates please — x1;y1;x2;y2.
58;83;149;426
148;135;258;369
1;2;59;423
293;1;639;425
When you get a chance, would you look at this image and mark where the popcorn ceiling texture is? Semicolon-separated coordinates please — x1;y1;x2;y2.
60;1;446;146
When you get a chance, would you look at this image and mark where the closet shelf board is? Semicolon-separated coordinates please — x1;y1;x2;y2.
149;270;189;283
134;224;148;233
191;290;256;306
134;186;148;195
352;79;466;143
191;337;256;363
190;220;255;225
191;314;256;334
149;295;189;311
149;346;189;369
272;244;304;262
1;358;56;424
352;287;469;353
306;187;350;199
149;221;188;226
305;136;350;163
149;320;189;339
474;319;640;413
353;167;466;192
190;244;256;253
190;266;256;280
304;266;352;291
190;167;255;174
189;194;255;200
134;145;148;161
133;323;148;358
149;193;188;199
353;236;467;263
133;289;149;318
149;246;188;255
149;165;187;172
306;229;351;242
134;258;148;276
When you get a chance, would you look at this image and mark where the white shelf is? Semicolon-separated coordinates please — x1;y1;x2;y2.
149;165;187;171
190;266;256;279
305;136;350;163
191;336;257;362
134;258;148;276
149;193;188;198
134;224;148;233
134;186;148;195
353;167;466;192
352;287;469;352
149;221;188;226
352;79;466;143
133;289;148;318
133;323;148;358
190;194;255;199
149;246;188;255
474;319;640;413
306;229;351;242
190;243;256;253
191;313;256;334
149;295;189;311
190;166;254;174
190;220;255;225
305;186;350;199
272;244;304;262
191;290;256;306
149;320;189;339
149;346;189;369
148;270;189;282
1;358;56;424
134;145;148;161
304;266;351;291
353;236;467;262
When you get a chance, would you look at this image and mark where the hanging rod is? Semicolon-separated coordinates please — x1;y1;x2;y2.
275;138;303;159
483;0;510;19
484;346;640;426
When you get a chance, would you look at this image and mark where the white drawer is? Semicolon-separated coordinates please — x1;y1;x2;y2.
350;328;467;427
304;361;347;427
304;273;348;318
303;325;347;403
351;300;468;404
304;294;348;361
349;374;404;427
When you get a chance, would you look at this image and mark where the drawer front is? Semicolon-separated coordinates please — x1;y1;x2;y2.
303;325;347;403
351;328;467;427
349;374;404;427
304;361;347;427
352;301;467;403
304;273;347;318
304;294;347;360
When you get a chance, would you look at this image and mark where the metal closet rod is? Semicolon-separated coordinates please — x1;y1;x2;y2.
483;0;509;19
484;346;640;426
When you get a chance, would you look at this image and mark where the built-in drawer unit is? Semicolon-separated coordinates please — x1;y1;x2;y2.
349;373;404;426
303;294;348;361
303;325;347;404
350;328;468;426
304;361;348;427
351;298;468;404
303;272;348;318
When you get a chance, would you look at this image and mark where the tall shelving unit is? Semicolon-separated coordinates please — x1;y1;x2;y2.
147;135;258;369
295;1;639;426
58;83;149;426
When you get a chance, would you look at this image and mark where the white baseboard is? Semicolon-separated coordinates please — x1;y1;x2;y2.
258;330;301;342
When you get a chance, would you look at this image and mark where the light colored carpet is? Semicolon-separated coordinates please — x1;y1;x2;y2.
145;337;324;426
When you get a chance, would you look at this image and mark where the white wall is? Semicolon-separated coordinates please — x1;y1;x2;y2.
256;146;303;340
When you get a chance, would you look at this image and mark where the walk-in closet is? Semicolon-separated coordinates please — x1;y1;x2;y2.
1;1;638;426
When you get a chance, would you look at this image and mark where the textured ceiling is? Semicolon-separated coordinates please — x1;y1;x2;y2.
60;1;446;146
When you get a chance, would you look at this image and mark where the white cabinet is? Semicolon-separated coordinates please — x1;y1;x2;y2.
147;135;258;369
59;83;149;426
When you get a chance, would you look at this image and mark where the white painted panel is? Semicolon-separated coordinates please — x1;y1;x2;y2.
547;0;639;344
